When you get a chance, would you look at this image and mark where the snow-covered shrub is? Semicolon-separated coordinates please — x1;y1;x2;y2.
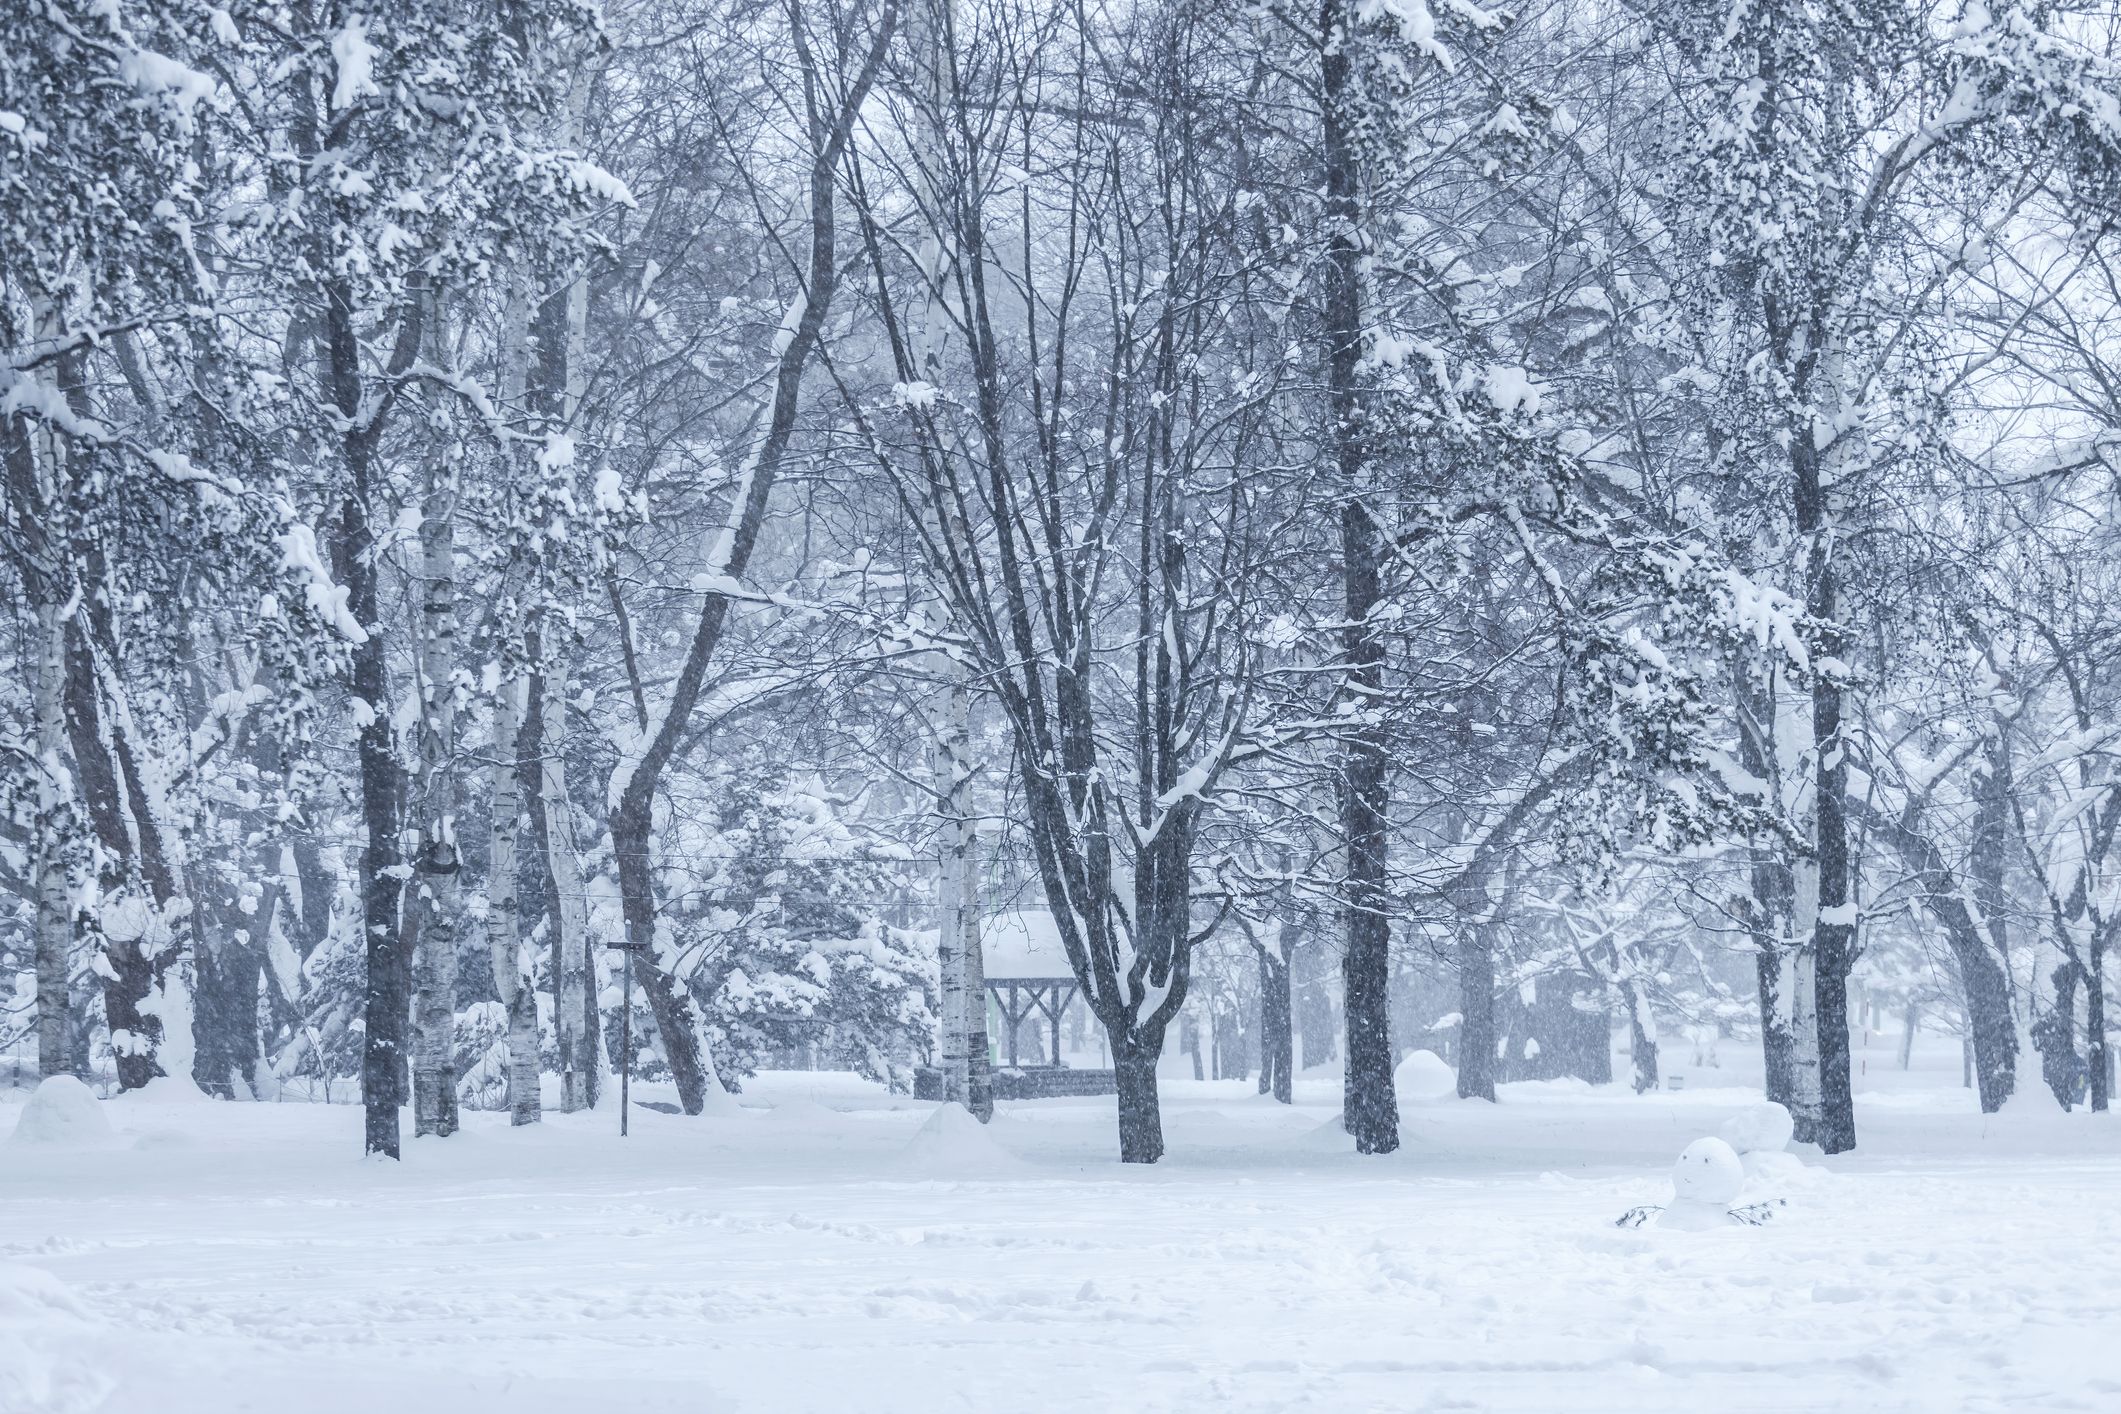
661;769;934;1090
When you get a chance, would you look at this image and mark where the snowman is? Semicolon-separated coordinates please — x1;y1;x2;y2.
1615;1133;1788;1229
1656;1136;1746;1229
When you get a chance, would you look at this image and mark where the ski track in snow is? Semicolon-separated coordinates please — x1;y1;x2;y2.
4;1060;2120;1414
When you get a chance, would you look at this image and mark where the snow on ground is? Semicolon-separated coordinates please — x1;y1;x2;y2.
4;1032;2118;1413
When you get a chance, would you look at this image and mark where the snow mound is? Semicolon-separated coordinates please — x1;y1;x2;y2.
1671;1136;1744;1205
1719;1101;1794;1155
7;1077;115;1148
0;1264;115;1414
695;1078;743;1117
1394;1050;1457;1103
897;1102;1027;1176
1739;1149;1815;1193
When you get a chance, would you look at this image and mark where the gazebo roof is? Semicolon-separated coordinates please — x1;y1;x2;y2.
981;908;1077;982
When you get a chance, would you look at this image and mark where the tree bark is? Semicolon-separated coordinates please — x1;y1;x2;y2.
960;824;993;1120
1855;797;2018;1113
410;444;463;1140
31;595;73;1080
488;672;541;1124
533;654;597;1111
1625;984;1659;1094
1258;941;1293;1104
1321;0;1397;1155
1456;921;1497;1102
2087;942;2109;1113
330;297;410;1159
1112;1031;1165;1164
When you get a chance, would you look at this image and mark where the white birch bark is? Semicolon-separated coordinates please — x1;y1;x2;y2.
488;670;541;1123
28;306;76;1078
1787;853;1825;1135
932;701;967;1103
411;446;463;1138
32;592;73;1078
485;284;542;1125
959;789;992;1120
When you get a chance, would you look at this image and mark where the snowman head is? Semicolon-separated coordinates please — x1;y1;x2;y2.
1670;1136;1744;1205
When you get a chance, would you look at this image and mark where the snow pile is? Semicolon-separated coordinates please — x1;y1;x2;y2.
1659;1136;1744;1230
0;1263;115;1414
897;1102;1026;1176
7;1076;116;1149
1720;1100;1811;1190
1719;1100;1794;1155
694;1069;742;1117
1394;1049;1457;1104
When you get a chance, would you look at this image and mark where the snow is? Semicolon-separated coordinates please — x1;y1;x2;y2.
330;18;382;113
5;1077;113;1149
279;524;367;643
4;1052;2121;1413
897;1100;1026;1177
0;1262;111;1414
1719;1100;1795;1155
1392;1047;1457;1102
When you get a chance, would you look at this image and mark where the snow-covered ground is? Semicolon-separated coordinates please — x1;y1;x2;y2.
5;1031;2118;1413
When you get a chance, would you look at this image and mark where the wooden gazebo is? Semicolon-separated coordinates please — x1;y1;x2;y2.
982;908;1079;1069
976;909;1115;1099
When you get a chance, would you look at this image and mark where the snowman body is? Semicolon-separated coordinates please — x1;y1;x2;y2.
1657;1137;1744;1230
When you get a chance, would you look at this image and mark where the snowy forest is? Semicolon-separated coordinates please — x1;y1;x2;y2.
6;1;2121;1409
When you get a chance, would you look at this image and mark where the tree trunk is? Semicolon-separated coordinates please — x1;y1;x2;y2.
8;311;79;1081
1456;923;1497;1101
62;621;166;1091
2087;942;2108;1113
1625;984;1659;1094
1898;1002;1918;1070
315;248;413;1158
192;903;263;1098
960;826;993;1121
1320;0;1396;1157
31;595;73;1079
933;666;970;1107
1294;933;1335;1069
409;433;465;1140
1747;863;1800;1108
1263;945;1293;1103
1113;1031;1165;1164
1795;382;1856;1153
534;655;597;1111
1858;798;2019;1113
488;672;540;1124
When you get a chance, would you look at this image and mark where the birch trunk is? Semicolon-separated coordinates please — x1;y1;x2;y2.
960;820;992;1121
539;661;597;1111
410;452;463;1139
31;595;73;1078
9;309;77;1078
488;672;541;1123
933;720;967;1105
